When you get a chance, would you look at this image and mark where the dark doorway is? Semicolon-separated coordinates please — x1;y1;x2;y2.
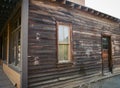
102;35;112;74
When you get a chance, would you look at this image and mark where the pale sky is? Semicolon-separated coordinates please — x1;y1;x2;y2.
86;0;120;19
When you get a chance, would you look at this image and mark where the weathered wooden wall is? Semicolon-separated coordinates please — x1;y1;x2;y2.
28;0;120;87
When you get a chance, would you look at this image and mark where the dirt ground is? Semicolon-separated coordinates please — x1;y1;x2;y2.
81;75;120;88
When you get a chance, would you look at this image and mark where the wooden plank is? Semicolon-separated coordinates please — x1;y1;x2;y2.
21;0;29;88
6;24;9;64
3;63;20;88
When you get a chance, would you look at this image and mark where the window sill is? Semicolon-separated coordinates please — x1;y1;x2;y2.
8;64;21;74
57;62;74;68
2;60;7;64
2;62;21;74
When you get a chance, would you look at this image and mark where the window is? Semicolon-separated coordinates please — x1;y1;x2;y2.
10;29;21;66
2;30;7;61
57;23;72;63
102;37;109;49
9;10;21;67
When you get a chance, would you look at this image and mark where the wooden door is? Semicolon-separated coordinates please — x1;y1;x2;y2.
102;35;112;74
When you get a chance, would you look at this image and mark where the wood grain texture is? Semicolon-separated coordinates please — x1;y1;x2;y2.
3;63;20;88
0;60;2;65
28;0;120;87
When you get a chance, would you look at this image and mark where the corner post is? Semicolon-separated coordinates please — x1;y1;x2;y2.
21;0;29;87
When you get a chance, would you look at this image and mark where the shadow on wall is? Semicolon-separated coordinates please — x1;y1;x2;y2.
79;62;86;75
0;59;2;65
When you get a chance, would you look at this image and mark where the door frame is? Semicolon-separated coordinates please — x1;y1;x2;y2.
101;34;112;75
0;60;2;65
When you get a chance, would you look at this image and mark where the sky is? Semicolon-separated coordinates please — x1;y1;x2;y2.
86;0;120;19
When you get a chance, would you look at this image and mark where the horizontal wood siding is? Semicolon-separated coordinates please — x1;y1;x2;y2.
28;0;120;87
112;35;120;70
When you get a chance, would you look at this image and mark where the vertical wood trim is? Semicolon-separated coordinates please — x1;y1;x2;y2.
7;24;10;65
70;24;73;62
108;35;112;73
109;35;113;73
0;36;1;59
56;22;59;64
21;0;29;88
101;34;104;75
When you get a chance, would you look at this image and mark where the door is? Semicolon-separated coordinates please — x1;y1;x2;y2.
102;35;112;74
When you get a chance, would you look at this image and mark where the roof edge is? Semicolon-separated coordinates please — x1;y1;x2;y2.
51;0;120;23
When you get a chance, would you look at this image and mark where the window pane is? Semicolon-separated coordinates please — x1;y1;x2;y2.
16;31;21;66
58;25;64;43
58;44;69;63
103;45;108;49
102;37;109;49
58;25;69;43
64;44;68;60
13;34;17;64
10;30;21;67
102;38;108;44
63;26;69;43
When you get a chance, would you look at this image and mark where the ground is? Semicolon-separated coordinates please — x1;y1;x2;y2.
0;66;14;88
81;75;120;88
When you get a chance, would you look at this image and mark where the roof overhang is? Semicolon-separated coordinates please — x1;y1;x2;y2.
51;0;120;22
0;0;120;33
0;0;20;32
